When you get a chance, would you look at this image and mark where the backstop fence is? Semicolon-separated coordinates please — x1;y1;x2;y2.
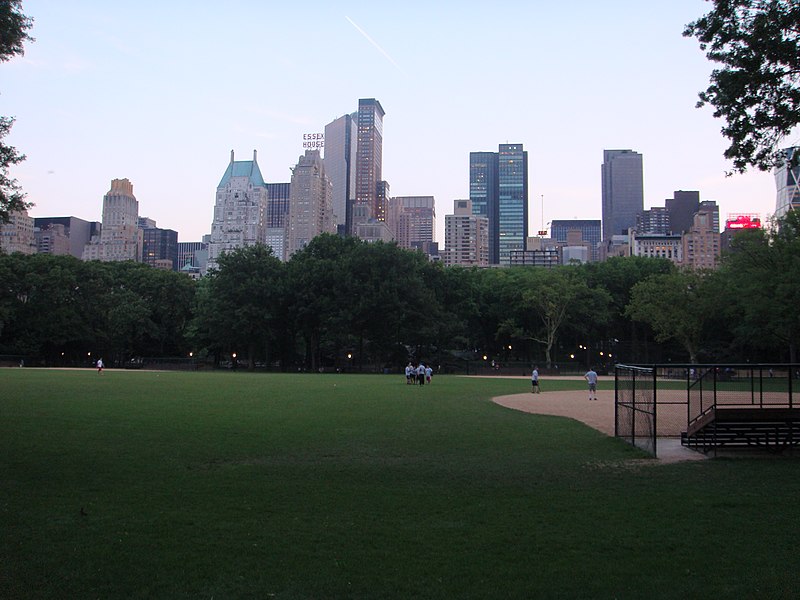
615;364;800;457
615;365;657;456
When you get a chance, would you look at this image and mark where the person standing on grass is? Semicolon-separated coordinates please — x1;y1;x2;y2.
96;358;104;374
425;365;432;385
417;362;426;386
584;366;598;401
531;366;540;393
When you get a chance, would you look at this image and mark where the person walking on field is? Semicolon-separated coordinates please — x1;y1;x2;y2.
425;365;433;385
531;366;540;393
96;358;104;374
584;366;598;401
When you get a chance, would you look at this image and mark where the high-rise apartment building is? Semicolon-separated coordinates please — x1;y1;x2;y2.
323;113;357;234
207;150;268;272
775;146;800;218
82;178;142;262
469;144;528;265
444;199;489;267
388;196;436;250
601;149;643;241
285;150;334;259
355;99;385;223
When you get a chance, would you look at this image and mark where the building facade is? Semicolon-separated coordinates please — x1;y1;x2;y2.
665;190;700;234
285;150;333;259
388;195;435;251
681;202;720;270
82;178;142;262
601;149;643;241
142;227;179;270
207;150;268;272
0;209;36;254
34;216;94;258
550;219;601;262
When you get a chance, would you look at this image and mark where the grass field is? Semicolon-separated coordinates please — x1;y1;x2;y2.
2;369;799;599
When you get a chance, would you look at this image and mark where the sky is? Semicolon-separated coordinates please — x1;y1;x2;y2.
3;0;795;245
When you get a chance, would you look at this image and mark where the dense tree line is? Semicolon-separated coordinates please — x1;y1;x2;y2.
2;218;799;370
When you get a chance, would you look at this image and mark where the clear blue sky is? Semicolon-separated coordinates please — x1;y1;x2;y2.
3;0;790;243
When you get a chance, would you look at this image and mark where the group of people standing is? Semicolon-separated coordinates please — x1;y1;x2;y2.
531;365;599;401
405;363;432;386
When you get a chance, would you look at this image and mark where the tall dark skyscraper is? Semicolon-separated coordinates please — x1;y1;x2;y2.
601;149;643;241
355;98;385;223
469;144;528;265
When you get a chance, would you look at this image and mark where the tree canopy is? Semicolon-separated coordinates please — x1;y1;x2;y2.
684;0;800;172
0;0;33;222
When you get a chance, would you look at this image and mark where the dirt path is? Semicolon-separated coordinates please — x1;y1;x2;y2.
492;388;707;463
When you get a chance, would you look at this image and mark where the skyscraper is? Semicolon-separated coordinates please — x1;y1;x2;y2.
775;146;800;218
323;113;357;234
497;144;528;265
469;144;528;265
82;178;142;262
469;152;499;262
207;150;267;272
355;98;385;223
601;149;643;241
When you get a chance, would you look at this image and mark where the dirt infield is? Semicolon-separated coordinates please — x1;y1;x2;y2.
491;385;707;463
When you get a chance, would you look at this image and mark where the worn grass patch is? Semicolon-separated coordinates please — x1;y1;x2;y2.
2;369;799;599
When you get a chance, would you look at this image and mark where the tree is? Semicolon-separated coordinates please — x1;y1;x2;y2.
195;244;285;368
684;0;800;172
625;270;718;363
720;210;800;361
0;0;33;222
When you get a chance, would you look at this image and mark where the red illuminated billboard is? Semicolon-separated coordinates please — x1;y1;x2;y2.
725;214;762;230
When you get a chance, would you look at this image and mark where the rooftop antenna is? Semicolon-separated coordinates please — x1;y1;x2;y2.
537;194;548;236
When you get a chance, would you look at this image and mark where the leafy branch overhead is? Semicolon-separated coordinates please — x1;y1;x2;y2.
684;0;800;172
0;0;34;222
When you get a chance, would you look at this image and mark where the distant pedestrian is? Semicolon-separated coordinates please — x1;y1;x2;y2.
584;367;598;401
405;363;414;385
96;358;104;374
531;366;540;393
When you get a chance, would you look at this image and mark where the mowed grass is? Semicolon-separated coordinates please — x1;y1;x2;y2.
2;370;799;599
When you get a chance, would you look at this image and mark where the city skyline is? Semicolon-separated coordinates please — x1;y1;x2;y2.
4;1;794;246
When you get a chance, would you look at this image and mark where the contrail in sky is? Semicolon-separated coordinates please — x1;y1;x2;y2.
345;16;405;75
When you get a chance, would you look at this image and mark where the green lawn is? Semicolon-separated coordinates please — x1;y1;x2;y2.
2;369;799;599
